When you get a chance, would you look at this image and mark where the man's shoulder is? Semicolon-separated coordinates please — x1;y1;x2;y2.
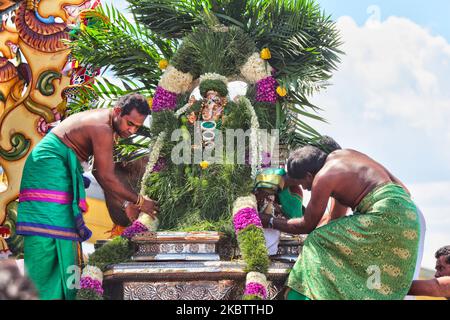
90;124;113;139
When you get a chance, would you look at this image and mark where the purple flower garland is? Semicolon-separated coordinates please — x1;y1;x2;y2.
152;86;178;112
152;157;167;173
256;76;278;104
80;277;104;296
244;282;267;299
77;220;149;299
121;221;149;240
261;152;272;168
233;207;263;234
232;203;269;300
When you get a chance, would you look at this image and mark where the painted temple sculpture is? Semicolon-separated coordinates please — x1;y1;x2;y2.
0;0;100;257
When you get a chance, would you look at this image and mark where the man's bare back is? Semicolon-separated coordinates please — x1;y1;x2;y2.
52;109;113;163
318;149;408;210
260;146;410;234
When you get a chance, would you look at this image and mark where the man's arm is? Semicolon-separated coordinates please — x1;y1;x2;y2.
408;277;450;298
260;174;332;234
91;127;159;220
329;199;349;220
92;127;139;204
317;199;349;227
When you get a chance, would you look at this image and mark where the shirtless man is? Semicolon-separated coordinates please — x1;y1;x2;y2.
16;93;158;300
409;246;450;299
51;94;158;220
259;146;422;300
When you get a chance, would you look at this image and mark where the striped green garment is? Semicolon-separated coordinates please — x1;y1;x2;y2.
17;132;91;299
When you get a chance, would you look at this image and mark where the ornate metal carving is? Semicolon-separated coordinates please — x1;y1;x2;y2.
104;260;293;300
123;281;235;300
132;231;222;261
136;242;217;256
122;280;286;300
103;232;302;300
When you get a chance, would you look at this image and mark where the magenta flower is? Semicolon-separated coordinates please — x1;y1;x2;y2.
256;76;277;104
121;220;148;239
244;282;267;299
152;157;167;172
80;276;104;296
152;86;178;112
233;207;262;234
261;152;272;168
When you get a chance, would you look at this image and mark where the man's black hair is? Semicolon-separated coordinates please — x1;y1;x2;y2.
435;245;450;264
117;93;150;117
319;135;342;154
287;146;328;179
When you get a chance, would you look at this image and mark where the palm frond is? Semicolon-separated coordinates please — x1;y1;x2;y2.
128;0;210;39
68;3;174;88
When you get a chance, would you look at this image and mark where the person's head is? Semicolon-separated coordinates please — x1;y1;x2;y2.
112;93;150;138
0;259;38;300
318;135;341;154
286;146;327;191
435;245;450;278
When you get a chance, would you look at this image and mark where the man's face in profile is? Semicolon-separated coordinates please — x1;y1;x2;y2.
285;173;313;191
435;255;450;278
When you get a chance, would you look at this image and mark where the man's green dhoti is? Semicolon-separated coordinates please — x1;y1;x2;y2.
17;133;92;300
287;183;420;300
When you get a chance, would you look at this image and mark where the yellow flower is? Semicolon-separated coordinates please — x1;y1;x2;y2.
80;23;86;32
276;86;287;97
200;161;209;170
260;48;271;60
147;98;153;110
158;59;169;70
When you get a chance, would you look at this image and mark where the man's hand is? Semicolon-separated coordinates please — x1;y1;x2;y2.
124;203;140;222
258;213;272;228
273;202;283;217
140;196;160;218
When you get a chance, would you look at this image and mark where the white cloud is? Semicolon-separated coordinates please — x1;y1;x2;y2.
409;182;450;270
304;15;450;270
309;15;450;182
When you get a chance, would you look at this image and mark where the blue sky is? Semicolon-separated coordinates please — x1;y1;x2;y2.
317;0;450;41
